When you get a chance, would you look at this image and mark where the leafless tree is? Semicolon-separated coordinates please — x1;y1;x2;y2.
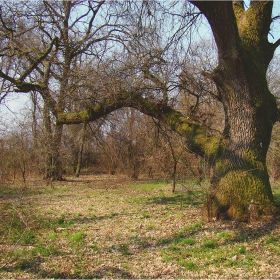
1;0;280;222
0;0;127;180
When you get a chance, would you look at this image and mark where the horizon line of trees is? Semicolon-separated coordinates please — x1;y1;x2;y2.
0;106;209;188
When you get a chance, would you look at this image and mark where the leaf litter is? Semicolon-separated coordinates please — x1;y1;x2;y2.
0;174;280;279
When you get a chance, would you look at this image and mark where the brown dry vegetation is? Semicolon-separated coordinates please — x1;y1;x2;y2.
0;174;280;279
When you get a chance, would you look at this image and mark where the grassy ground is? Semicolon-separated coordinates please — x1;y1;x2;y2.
0;174;280;279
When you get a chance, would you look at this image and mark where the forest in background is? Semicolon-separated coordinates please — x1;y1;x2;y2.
1;105;280;188
1;0;280;221
0;0;224;186
1;2;280;277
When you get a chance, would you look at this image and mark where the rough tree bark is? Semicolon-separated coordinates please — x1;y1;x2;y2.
56;1;280;222
190;1;280;221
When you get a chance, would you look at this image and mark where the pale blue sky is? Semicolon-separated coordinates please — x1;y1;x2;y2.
1;0;280;122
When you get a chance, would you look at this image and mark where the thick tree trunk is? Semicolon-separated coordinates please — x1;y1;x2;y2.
205;124;276;222
190;1;279;221
203;45;278;222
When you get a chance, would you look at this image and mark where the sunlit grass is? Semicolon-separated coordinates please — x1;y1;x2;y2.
0;176;279;279
272;181;280;206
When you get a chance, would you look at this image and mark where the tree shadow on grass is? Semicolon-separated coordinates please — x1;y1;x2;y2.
156;218;280;249
61;211;141;226
1;258;135;279
1;257;68;279
90;266;135;279
148;191;205;207
153;218;280;275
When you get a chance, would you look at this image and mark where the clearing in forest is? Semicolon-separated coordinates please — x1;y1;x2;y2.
0;175;280;279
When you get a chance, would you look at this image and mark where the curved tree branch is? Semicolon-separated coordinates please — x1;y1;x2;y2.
0;69;46;93
56;92;220;160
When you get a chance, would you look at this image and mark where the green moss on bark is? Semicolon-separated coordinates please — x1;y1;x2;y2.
161;109;220;159
209;170;275;221
57;110;89;124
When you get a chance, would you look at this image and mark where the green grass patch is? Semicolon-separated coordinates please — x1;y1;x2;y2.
1;175;279;279
179;260;198;271
202;239;217;249
131;182;168;191
144;182;169;191
141;211;150;219
51;215;79;229
272;182;280;206
186;220;203;231
68;232;84;244
160;225;259;272
31;244;59;256
119;243;131;256
265;235;279;245
177;237;196;246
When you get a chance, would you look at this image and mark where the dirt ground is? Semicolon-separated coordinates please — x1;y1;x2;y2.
0;174;280;279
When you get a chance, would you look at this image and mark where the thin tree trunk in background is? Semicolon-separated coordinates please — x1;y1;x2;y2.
31;92;38;148
75;122;87;177
43;102;53;180
51;124;64;180
171;161;178;193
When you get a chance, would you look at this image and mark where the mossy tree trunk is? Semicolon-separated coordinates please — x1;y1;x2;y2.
55;1;280;222
192;1;279;221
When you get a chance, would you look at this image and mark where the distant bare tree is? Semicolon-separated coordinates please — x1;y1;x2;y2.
0;0;126;180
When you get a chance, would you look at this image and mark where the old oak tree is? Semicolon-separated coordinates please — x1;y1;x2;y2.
1;1;280;222
56;1;280;222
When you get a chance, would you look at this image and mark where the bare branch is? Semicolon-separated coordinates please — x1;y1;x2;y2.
0;6;15;33
19;37;58;82
273;38;280;50
142;56;168;104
